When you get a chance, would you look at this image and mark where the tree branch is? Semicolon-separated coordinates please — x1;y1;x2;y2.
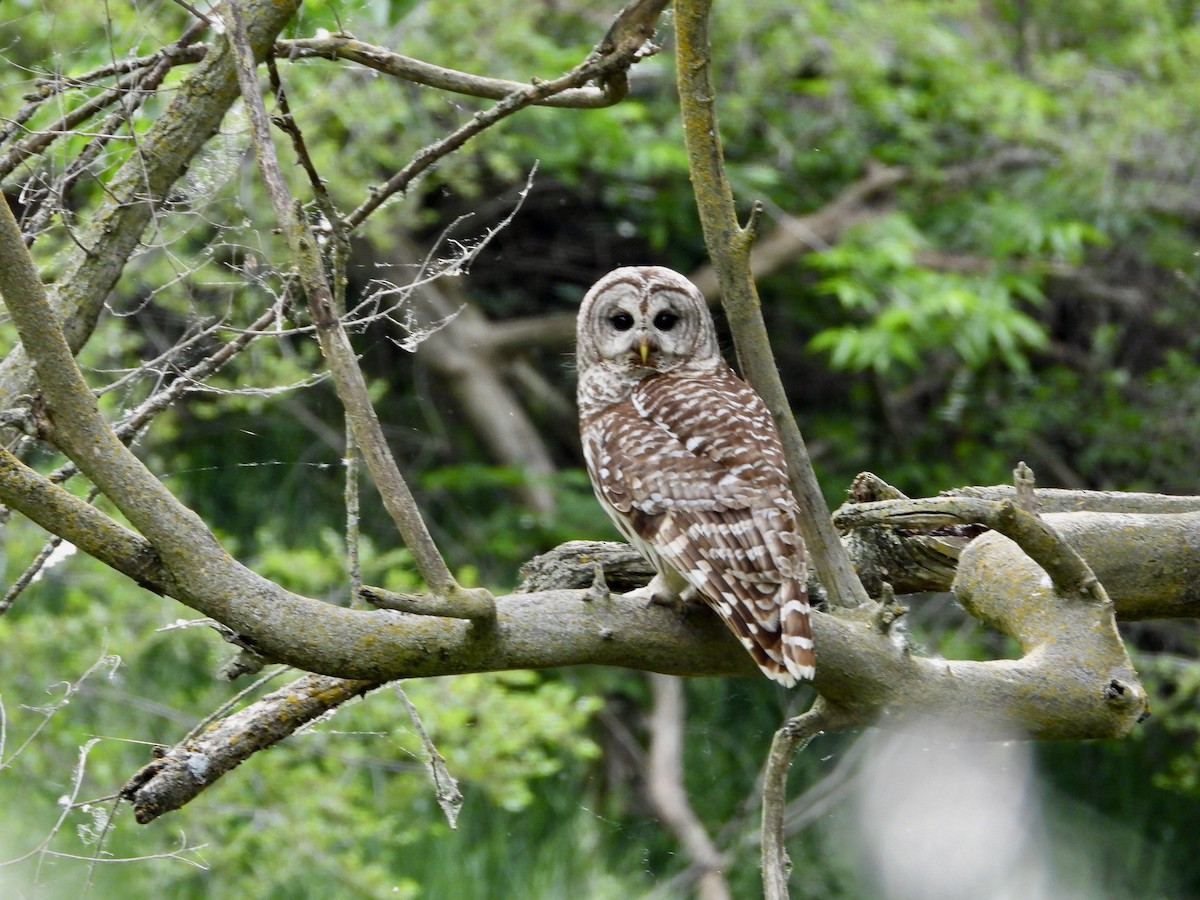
761;705;838;900
943;483;1200;514
360;585;495;621
0;447;169;596
0;2;297;417
674;0;871;612
276;35;631;108
104;490;1184;825
226;0;475;602
343;0;670;230
120;673;379;824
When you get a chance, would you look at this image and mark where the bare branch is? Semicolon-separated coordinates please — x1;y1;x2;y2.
837;496;1106;607
943;483;1200;514
226;0;482;603
0;68;150;183
360;585;495;621
15;24;208;247
276;36;630;109
343;0;670;230
395;684;462;828
105;480;1198;826
674;0;871;612
646;674;731;900
120;674;379;824
0;487;96;616
761;705;835;900
0;0;301;422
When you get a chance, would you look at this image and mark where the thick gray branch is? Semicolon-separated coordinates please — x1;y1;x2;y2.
107;506;1178;826
945;484;1200;514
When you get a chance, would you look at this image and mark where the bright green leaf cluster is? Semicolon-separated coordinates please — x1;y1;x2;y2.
808;213;1050;375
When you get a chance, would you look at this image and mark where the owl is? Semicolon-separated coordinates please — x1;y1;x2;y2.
576;266;815;686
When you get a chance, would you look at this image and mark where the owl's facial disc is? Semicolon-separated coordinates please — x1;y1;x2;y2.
578;266;716;377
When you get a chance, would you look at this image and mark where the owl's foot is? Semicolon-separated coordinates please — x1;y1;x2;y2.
623;583;672;606
623;574;696;614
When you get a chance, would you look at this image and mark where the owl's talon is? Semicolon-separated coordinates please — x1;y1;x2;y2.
622;583;667;605
622;572;683;609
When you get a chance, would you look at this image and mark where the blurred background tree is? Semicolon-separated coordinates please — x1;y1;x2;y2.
1;0;1199;896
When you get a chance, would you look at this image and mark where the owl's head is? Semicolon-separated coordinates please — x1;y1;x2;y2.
576;266;720;375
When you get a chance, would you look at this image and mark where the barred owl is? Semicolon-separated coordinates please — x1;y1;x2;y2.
576;266;815;686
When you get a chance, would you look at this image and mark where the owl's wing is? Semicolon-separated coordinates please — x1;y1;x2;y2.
585;370;814;685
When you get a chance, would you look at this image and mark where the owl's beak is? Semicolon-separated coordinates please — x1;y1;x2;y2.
638;336;651;365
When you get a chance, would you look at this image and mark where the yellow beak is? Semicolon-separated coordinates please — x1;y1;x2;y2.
639;337;650;365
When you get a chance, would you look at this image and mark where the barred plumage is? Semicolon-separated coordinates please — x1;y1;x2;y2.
576;266;814;686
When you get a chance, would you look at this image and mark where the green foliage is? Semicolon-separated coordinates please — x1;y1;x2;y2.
419;466;619;582
407;671;601;812
251;527;421;601
807;213;1050;375
1131;645;1200;798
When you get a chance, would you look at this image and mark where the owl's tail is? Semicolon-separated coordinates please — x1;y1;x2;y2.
775;580;815;685
710;575;815;688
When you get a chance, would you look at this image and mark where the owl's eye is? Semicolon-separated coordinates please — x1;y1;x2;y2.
610;312;635;331
653;310;680;331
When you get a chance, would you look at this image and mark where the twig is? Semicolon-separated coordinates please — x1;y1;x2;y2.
1013;461;1039;515
395;684;462;828
343;0;670;230
782;734;866;835
0;303;281;616
0;653;120;773
0;69;147;183
345;422;363;605
359;585;495;620
0;484;97;615
0;0;302;444
169;0;216;27
760;705;835;900
276;36;631;109
18;26;201;246
0;18;210;183
48;305;283;488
